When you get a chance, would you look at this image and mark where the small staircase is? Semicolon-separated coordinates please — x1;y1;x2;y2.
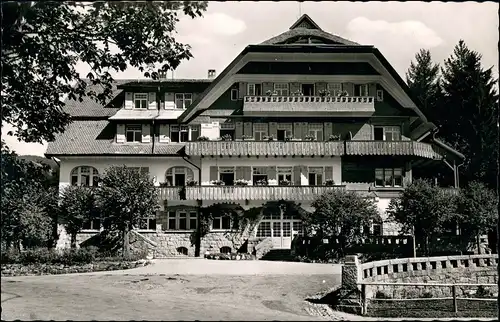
260;249;296;262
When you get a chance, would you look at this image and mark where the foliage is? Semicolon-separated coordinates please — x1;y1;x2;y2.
387;179;458;255
185;179;198;187
303;135;316;141
324;179;336;186
304;190;380;257
2;1;208;143
211;179;225;186
59;185;98;248
95;166;159;256
327;134;341;141
220;134;232;141
197;136;210;141
234;179;249;186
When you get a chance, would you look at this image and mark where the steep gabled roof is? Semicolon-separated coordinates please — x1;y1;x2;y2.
261;14;359;46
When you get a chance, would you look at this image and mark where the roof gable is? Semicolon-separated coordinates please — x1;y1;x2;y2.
289;14;322;30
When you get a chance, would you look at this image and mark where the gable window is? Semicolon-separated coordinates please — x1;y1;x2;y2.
327;83;342;96
126;124;142;142
175;93;192;109
274;83;289;96
277;167;293;184
375;168;403;187
170;125;190;142
231;89;239;101
308;167;324;186
354;84;369;97
253;123;268;141
167;210;197;230
277;123;293;141
374;126;401;141
308;123;323;141
212;215;231;230
71;166;99;187
134;93;148;109
247;83;262;96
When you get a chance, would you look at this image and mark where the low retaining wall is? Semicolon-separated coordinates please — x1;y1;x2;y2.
336;254;499;315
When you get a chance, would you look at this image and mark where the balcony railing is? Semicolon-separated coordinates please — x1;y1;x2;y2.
243;95;375;115
345;141;443;159
185;141;344;157
158;185;346;201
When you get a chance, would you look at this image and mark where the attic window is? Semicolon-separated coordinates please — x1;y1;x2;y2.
134;93;148;109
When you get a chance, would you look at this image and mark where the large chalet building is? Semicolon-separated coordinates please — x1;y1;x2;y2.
46;15;463;257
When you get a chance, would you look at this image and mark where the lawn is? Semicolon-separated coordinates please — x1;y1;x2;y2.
1;273;339;321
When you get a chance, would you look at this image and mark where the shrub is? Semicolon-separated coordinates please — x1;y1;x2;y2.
197;136;209;141
234;179;249;186
220;134;232;141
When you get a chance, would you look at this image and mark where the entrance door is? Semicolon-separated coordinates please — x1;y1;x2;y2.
301;84;315;96
256;211;303;249
174;173;186;186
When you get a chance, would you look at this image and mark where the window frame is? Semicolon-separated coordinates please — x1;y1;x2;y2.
376;89;384;102
308;123;324;141
230;89;239;101
70;166;99;187
82;218;101;231
373;126;401;141
166;210;198;231
211;215;232;231
277;166;293;184
134;93;148;109
137;216;157;231
175;93;193;109
253;123;268;141
247;83;262;96
165;167;194;186
125;124;142;143
354;84;369;97
274;83;289;96
308;166;324;186
327;83;342;96
375;168;404;187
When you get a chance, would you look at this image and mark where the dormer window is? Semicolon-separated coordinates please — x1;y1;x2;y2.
134;93;148;109
175;93;192;109
126;124;142;142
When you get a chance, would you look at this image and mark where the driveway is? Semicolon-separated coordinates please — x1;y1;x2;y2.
1;259;345;321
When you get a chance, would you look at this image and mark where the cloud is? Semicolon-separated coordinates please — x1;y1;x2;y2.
346;17;443;48
177;12;247;37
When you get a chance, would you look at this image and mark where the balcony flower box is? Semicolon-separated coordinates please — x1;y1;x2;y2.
304;135;316;142
337;90;349;97
234;179;249;186
266;90;279;96
197;136;210;141
324;179;336;186
255;179;268;186
262;135;275;141
211;179;225;186
279;179;291;186
327;134;341;141
241;135;254;141
186;179;198;186
318;89;331;97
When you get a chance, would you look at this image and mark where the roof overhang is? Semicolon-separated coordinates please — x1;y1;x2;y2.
108;109;158;121
179;45;429;124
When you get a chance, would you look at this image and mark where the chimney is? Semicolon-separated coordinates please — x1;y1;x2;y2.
208;69;216;79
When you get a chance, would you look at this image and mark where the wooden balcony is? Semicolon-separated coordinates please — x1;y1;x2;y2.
185;141;344;157
243;95;375;116
345;141;443;159
158;185;345;201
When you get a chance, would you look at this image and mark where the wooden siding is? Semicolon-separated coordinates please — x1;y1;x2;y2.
345;141;442;159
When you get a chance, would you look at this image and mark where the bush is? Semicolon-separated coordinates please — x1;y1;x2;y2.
375;290;392;299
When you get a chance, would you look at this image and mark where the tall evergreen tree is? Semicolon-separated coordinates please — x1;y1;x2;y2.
406;49;442;123
440;40;498;188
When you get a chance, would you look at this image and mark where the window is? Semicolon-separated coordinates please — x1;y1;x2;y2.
82;218;100;230
190;125;200;141
219;167;235;186
126;124;142;143
138;217;157;230
247;83;262;96
277;123;292;141
175;93;192;109
134;93;148;109
373;224;382;236
256;222;271;237
274;83;289;96
165;167;194;186
71;166;99;187
327;83;342;96
375;168;403;187
167;210;197;230
374;126;401;141
277;167;292;184
220;122;235;140
220;246;232;254
212;215;231;230
253;167;268;185
308;123;323;141
301;84;314;96
177;247;188;256
253;123;268;141
170;125;190;142
231;89;239;101
308;167;324;186
376;90;384;102
354;84;369;97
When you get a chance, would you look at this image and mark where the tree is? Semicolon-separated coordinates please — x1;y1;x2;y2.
59;185;97;248
439;40;498;188
304;190;380;258
387;179;459;255
2;1;208;143
456;181;498;253
406;48;442;122
96;166;159;257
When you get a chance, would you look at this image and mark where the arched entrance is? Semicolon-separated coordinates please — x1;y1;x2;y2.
255;202;304;249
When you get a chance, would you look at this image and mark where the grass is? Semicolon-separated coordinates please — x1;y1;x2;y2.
367;299;498;318
1;273;337;321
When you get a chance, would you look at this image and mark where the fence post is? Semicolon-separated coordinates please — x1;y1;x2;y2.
452;285;458;313
361;283;368;315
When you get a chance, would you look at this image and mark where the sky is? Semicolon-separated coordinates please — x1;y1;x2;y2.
3;1;498;156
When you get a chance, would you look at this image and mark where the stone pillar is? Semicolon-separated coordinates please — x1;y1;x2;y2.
342;255;362;291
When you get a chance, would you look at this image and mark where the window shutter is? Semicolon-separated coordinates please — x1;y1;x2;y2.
159;124;170;143
116;124;126;143
209;166;218;182
164;93;175;109
315;82;327;95
148;92;157;110
269;122;277;139
235;167;244;180
142;124;151;143
301;122;308;139
369;83;377;97
235;122;243;139
267;166;277;180
293;122;302;139
243;167;252;181
244;122;252;136
325;167;333;182
343;83;354;96
125;92;133;109
324;122;333;140
293;166;301;185
238;82;247;99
